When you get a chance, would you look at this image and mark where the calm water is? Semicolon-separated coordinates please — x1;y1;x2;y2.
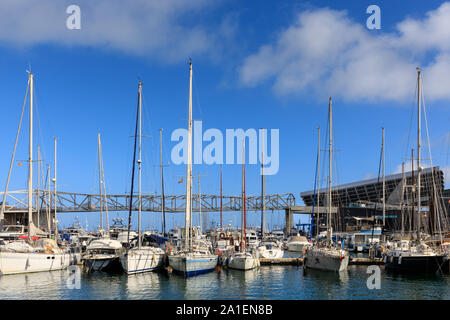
1;253;449;300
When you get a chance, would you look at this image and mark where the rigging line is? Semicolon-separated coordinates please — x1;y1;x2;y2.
403;84;418;161
421;78;447;236
192;70;204;120
33;80;48;168
0;77;29;218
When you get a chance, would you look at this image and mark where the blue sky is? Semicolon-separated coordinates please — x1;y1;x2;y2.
0;0;449;232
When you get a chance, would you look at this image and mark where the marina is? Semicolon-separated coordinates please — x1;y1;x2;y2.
0;1;450;306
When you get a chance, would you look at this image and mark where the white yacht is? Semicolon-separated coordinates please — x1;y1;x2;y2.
303;97;349;273
285;235;311;252
82;238;123;272
167;62;218;277
227;250;260;270
257;239;284;259
0;238;71;275
226;140;260;271
0;72;72;275
120;234;165;274
303;246;349;272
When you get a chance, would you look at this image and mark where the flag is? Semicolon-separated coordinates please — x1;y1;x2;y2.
178;178;183;183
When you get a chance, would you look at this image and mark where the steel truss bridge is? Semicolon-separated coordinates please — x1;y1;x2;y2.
1;190;296;214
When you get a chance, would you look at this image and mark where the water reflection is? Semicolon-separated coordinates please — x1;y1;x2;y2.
0;270;63;299
124;272;163;299
0;264;448;300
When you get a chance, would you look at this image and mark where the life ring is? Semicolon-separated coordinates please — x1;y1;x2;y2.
219;232;225;238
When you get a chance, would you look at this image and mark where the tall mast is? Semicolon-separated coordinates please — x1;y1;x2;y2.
316;126;320;238
220;165;223;230
47;164;51;232
327;97;333;246
401;162;405;236
53;137;57;238
411;149;415;233
185;61;193;251
160;129;166;235
198;172;202;234
416;67;422;239
382;127;385;226
241;140;246;251
98;133;109;232
138;80;142;249
101;142;109;232
27;72;34;240
126;80;140;251
37;145;40;229
98;132;103;232
261;129;266;240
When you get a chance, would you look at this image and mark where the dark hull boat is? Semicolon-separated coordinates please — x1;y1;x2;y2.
384;254;448;274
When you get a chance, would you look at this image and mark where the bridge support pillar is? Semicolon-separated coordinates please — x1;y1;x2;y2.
285;208;293;234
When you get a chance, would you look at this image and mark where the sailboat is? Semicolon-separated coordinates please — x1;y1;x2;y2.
257;133;283;259
303;97;349;272
82;132;123;272
120;80;165;274
228;141;260;270
167;61;218;277
0;72;71;275
383;67;447;274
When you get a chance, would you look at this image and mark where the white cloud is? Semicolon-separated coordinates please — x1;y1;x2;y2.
239;3;450;103
0;0;227;62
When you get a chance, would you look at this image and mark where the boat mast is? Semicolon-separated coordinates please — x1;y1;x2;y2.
220;165;223;230
198;172;202;234
100;139;109;233
37;145;40;229
98;132;104;233
316;126;320;238
327;97;333;247
241;140;246;251
185;61;193;251
261;129;266;240
244;141;247;251
160;128;166;235
401;162;405;236
47;164;51;232
138;80;142;250
382;127;385;226
416;67;422;240
27;72;34;240
53;137;58;238
411;149;415;233
126;80;141;252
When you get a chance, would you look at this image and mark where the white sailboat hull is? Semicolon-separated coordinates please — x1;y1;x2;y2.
83;254;121;272
304;247;349;272
0;251;71;275
168;253;218;277
120;247;165;274
227;253;260;270
257;246;283;259
286;242;311;252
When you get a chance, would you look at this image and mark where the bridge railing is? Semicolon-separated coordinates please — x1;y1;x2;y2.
1;190;296;213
